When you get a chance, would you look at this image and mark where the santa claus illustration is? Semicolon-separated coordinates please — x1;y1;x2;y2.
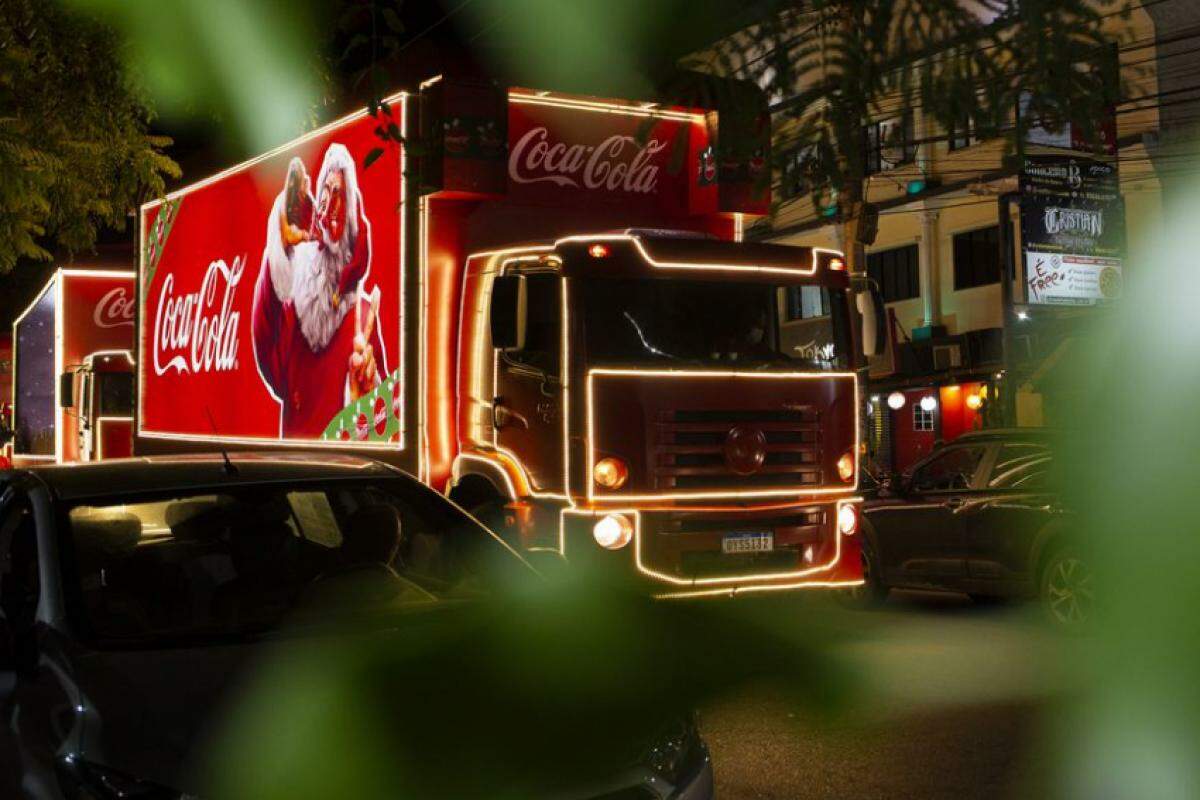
252;144;388;437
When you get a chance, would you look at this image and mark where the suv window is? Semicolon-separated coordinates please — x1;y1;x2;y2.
910;445;988;492
988;443;1052;490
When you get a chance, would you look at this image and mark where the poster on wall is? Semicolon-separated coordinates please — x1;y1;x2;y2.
1020;155;1124;306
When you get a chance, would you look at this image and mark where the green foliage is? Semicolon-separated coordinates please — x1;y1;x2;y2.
0;0;180;272
687;0;1123;218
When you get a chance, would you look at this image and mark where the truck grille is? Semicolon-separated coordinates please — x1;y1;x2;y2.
653;408;823;491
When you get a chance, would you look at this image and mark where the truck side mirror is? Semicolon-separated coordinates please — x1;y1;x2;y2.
490;275;527;351
856;286;887;357
58;373;75;409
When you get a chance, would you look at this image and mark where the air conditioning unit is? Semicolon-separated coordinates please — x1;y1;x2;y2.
932;344;962;371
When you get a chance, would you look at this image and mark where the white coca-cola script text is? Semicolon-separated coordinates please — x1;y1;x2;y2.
153;257;243;376
93;287;135;329
508;126;666;194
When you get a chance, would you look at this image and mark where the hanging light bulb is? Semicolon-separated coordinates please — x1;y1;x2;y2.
920;395;937;412
887;392;906;410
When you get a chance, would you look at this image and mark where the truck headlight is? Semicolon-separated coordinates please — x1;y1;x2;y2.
593;513;634;550
837;503;858;535
837;451;855;482
593;456;628;490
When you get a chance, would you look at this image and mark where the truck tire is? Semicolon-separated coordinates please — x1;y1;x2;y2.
838;532;888;609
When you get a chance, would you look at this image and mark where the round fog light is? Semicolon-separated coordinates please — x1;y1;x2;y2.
837;503;858;535
593;456;629;490
593;513;634;550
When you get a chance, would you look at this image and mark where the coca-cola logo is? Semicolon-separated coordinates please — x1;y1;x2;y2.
153;257;243;376
508;126;666;194
94;287;135;329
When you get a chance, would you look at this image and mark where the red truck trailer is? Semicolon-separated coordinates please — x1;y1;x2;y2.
136;79;873;597
11;269;135;466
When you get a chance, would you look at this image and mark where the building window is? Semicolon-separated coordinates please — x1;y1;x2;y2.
865;113;915;175
785;285;830;321
866;244;920;303
948;115;977;151
913;402;935;432
779;145;815;200
953;226;1001;290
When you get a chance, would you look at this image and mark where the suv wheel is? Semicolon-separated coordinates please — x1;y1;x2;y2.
1041;547;1094;628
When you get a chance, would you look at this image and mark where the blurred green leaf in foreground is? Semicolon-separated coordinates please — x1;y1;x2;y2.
66;0;323;156
1049;178;1200;799
198;573;856;799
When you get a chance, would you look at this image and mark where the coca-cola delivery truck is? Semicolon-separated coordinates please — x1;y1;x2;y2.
136;79;878;597
11;269;136;466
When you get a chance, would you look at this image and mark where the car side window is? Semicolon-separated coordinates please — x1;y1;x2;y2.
910;445;988;492
988;443;1052;490
0;492;40;632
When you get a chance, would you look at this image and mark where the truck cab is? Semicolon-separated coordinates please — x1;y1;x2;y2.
450;231;879;596
60;350;134;461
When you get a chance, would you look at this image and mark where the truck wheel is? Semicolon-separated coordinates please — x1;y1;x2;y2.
1040;546;1094;629
839;535;888;609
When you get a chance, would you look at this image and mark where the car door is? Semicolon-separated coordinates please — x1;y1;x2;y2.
964;441;1055;589
875;442;991;586
493;270;563;494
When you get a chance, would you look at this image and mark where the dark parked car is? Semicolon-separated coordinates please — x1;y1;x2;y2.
0;454;713;799
853;429;1091;625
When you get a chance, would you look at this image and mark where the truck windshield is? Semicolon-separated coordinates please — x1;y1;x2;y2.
61;478;530;648
581;278;850;370
97;372;133;416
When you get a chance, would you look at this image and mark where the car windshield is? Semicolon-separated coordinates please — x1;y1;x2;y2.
581;278;850;370
61;477;529;648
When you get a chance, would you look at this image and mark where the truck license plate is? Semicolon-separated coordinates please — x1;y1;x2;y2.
722;532;774;554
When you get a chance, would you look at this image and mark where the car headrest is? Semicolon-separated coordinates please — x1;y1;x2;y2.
71;514;142;557
341;504;402;566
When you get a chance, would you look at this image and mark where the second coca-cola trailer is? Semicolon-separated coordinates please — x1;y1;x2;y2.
11;269;136;466
137;78;875;597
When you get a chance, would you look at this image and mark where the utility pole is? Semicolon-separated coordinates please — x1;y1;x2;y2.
997;191;1020;427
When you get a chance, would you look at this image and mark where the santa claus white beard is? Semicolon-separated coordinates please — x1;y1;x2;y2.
291;240;354;353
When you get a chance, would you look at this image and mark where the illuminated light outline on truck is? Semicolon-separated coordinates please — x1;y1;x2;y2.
584;369;861;503
85;349;135;366
557;497;862;586
137;95;410;454
450;248;561;504
509;91;703;123
653;579;865;600
556;234;843;278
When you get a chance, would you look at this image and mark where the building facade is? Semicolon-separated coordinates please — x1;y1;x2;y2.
742;1;1195;473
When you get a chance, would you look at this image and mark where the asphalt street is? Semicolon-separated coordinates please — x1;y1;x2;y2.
703;591;1072;800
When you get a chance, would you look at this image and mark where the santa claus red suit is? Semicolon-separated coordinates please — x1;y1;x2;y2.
252;145;388;438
